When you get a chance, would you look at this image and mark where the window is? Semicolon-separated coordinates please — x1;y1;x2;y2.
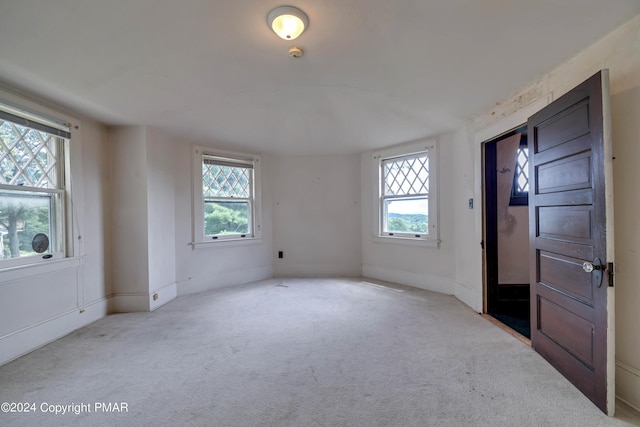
193;148;261;245
374;139;438;246
0;103;69;267
509;135;529;206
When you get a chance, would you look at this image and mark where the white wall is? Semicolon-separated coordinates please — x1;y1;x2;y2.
80;118;113;304
497;206;528;284
610;82;640;412
449;127;481;309
111;127;274;298
456;14;640;411
110;126;178;311
361;137;457;294
495;135;529;285
174;145;273;295
145;128;178;307
271;154;362;277
0;86;111;366
110;127;149;299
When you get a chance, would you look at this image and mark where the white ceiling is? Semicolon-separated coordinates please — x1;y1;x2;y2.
0;1;638;155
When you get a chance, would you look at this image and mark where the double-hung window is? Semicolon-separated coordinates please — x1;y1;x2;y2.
0;103;69;267
193;147;261;245
374;139;438;246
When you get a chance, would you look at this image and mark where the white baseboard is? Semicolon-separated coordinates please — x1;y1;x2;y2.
177;265;273;296
274;264;361;278
0;297;109;366
112;282;178;313
455;281;481;312
150;282;178;311
363;264;455;295
616;360;640;412
112;292;151;312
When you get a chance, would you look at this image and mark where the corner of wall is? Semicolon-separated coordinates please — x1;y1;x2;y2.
150;282;178;311
111;279;178;313
454;282;481;313
111;293;150;313
616;361;640;412
363;264;455;295
177;264;273;296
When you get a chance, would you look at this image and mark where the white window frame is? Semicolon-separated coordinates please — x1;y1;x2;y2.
0;98;72;268
373;139;439;248
192;146;262;248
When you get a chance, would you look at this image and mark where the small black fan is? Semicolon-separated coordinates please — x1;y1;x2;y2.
31;233;49;253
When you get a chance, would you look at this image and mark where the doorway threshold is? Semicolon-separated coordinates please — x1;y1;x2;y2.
482;313;531;347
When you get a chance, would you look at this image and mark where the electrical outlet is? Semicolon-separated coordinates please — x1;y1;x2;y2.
278;251;283;259
468;198;474;209
153;293;158;301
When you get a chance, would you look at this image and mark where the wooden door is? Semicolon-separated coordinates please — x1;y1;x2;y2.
528;70;614;414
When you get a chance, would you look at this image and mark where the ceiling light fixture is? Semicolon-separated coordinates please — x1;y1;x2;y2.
267;6;308;40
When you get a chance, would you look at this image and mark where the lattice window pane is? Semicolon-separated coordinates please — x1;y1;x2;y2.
0;120;60;188
383;154;429;196
202;162;251;199
515;148;529;192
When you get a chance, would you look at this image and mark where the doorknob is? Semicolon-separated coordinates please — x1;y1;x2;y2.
582;257;604;287
582;262;601;273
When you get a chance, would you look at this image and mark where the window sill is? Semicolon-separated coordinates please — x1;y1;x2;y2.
192;237;263;250
0;257;81;284
372;235;440;248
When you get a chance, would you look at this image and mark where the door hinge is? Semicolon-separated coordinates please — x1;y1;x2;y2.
607;262;614;287
480;240;485;250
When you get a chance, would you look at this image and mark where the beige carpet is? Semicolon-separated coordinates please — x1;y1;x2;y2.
0;277;638;426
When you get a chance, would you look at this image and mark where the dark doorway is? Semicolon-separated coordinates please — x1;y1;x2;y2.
484;126;531;338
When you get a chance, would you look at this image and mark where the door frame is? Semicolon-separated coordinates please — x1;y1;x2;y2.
476;97;551;315
483;126;529;320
